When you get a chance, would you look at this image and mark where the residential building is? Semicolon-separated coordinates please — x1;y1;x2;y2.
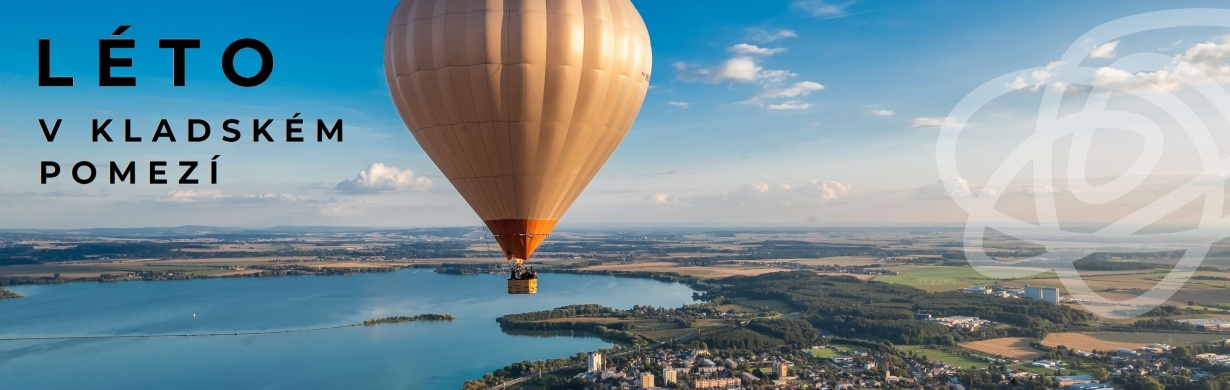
742;372;758;385
694;378;740;389
662;367;678;385
588;352;603;372
773;361;790;377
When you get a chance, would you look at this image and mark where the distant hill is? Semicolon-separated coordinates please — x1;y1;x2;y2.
0;225;971;236
0;225;485;238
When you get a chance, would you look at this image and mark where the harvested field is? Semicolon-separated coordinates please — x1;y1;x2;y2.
1041;332;1148;351
303;262;396;269
579;262;781;278
960;337;1045;360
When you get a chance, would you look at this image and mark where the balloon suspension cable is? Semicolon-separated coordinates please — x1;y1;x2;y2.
481;222;501;268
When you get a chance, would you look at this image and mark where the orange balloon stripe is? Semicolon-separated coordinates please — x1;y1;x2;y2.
485;218;558;260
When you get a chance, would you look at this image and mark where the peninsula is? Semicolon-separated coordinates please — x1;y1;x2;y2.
0;287;21;299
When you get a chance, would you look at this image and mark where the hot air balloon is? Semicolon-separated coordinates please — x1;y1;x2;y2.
384;0;652;293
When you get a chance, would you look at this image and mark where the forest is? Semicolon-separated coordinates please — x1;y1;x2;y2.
702;271;1095;345
495;305;653;347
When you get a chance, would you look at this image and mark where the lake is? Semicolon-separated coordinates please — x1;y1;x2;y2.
0;271;697;389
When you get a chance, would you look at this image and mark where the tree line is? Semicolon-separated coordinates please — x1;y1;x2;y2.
701;271;1094;345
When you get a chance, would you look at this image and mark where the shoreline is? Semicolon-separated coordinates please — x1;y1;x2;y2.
0;264;700;291
0;313;456;342
0;265;704;389
0;270;699;389
0;262;441;288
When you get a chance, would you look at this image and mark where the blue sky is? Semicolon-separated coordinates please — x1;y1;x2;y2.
3;1;1230;228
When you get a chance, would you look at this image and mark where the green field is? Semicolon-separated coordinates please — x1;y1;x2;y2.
808;343;865;359
898;346;990;369
876;266;1050;292
1184;305;1230;314
809;348;841;358
833;343;866;352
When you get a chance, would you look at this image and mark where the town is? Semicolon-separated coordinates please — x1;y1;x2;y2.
3;226;1230;389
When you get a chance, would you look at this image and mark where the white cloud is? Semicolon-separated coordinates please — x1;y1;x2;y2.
1178;39;1230;74
714;58;764;83
677;38;822;110
335;163;433;194
1007;75;1031;91
728;43;787;56
1085;37;1230;93
1004;38;1230;94
659;180;852;208
1088;67;1141;89
1050;81;1087;95
156;189;309;204
1089;40;1120;59
159;189;225;203
723;180;852;206
767;100;812;110
746;28;798;43
744;81;825;109
1007;61;1063;92
667;101;692;109
912;178;995;200
751;81;825;101
909;117;949;128
869;109;895;117
1031;68;1054;83
1088;66;1185;92
647;192;679;206
675;57;795;84
792;0;851;17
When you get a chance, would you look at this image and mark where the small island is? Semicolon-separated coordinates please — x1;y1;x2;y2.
360;314;454;326
0;287;22;300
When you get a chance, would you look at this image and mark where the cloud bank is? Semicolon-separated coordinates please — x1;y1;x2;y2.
336;163;433;194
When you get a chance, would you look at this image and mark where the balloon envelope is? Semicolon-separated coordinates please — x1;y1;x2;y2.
385;0;652;261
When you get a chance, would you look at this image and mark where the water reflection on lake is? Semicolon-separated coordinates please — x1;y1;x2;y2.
0;271;696;389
